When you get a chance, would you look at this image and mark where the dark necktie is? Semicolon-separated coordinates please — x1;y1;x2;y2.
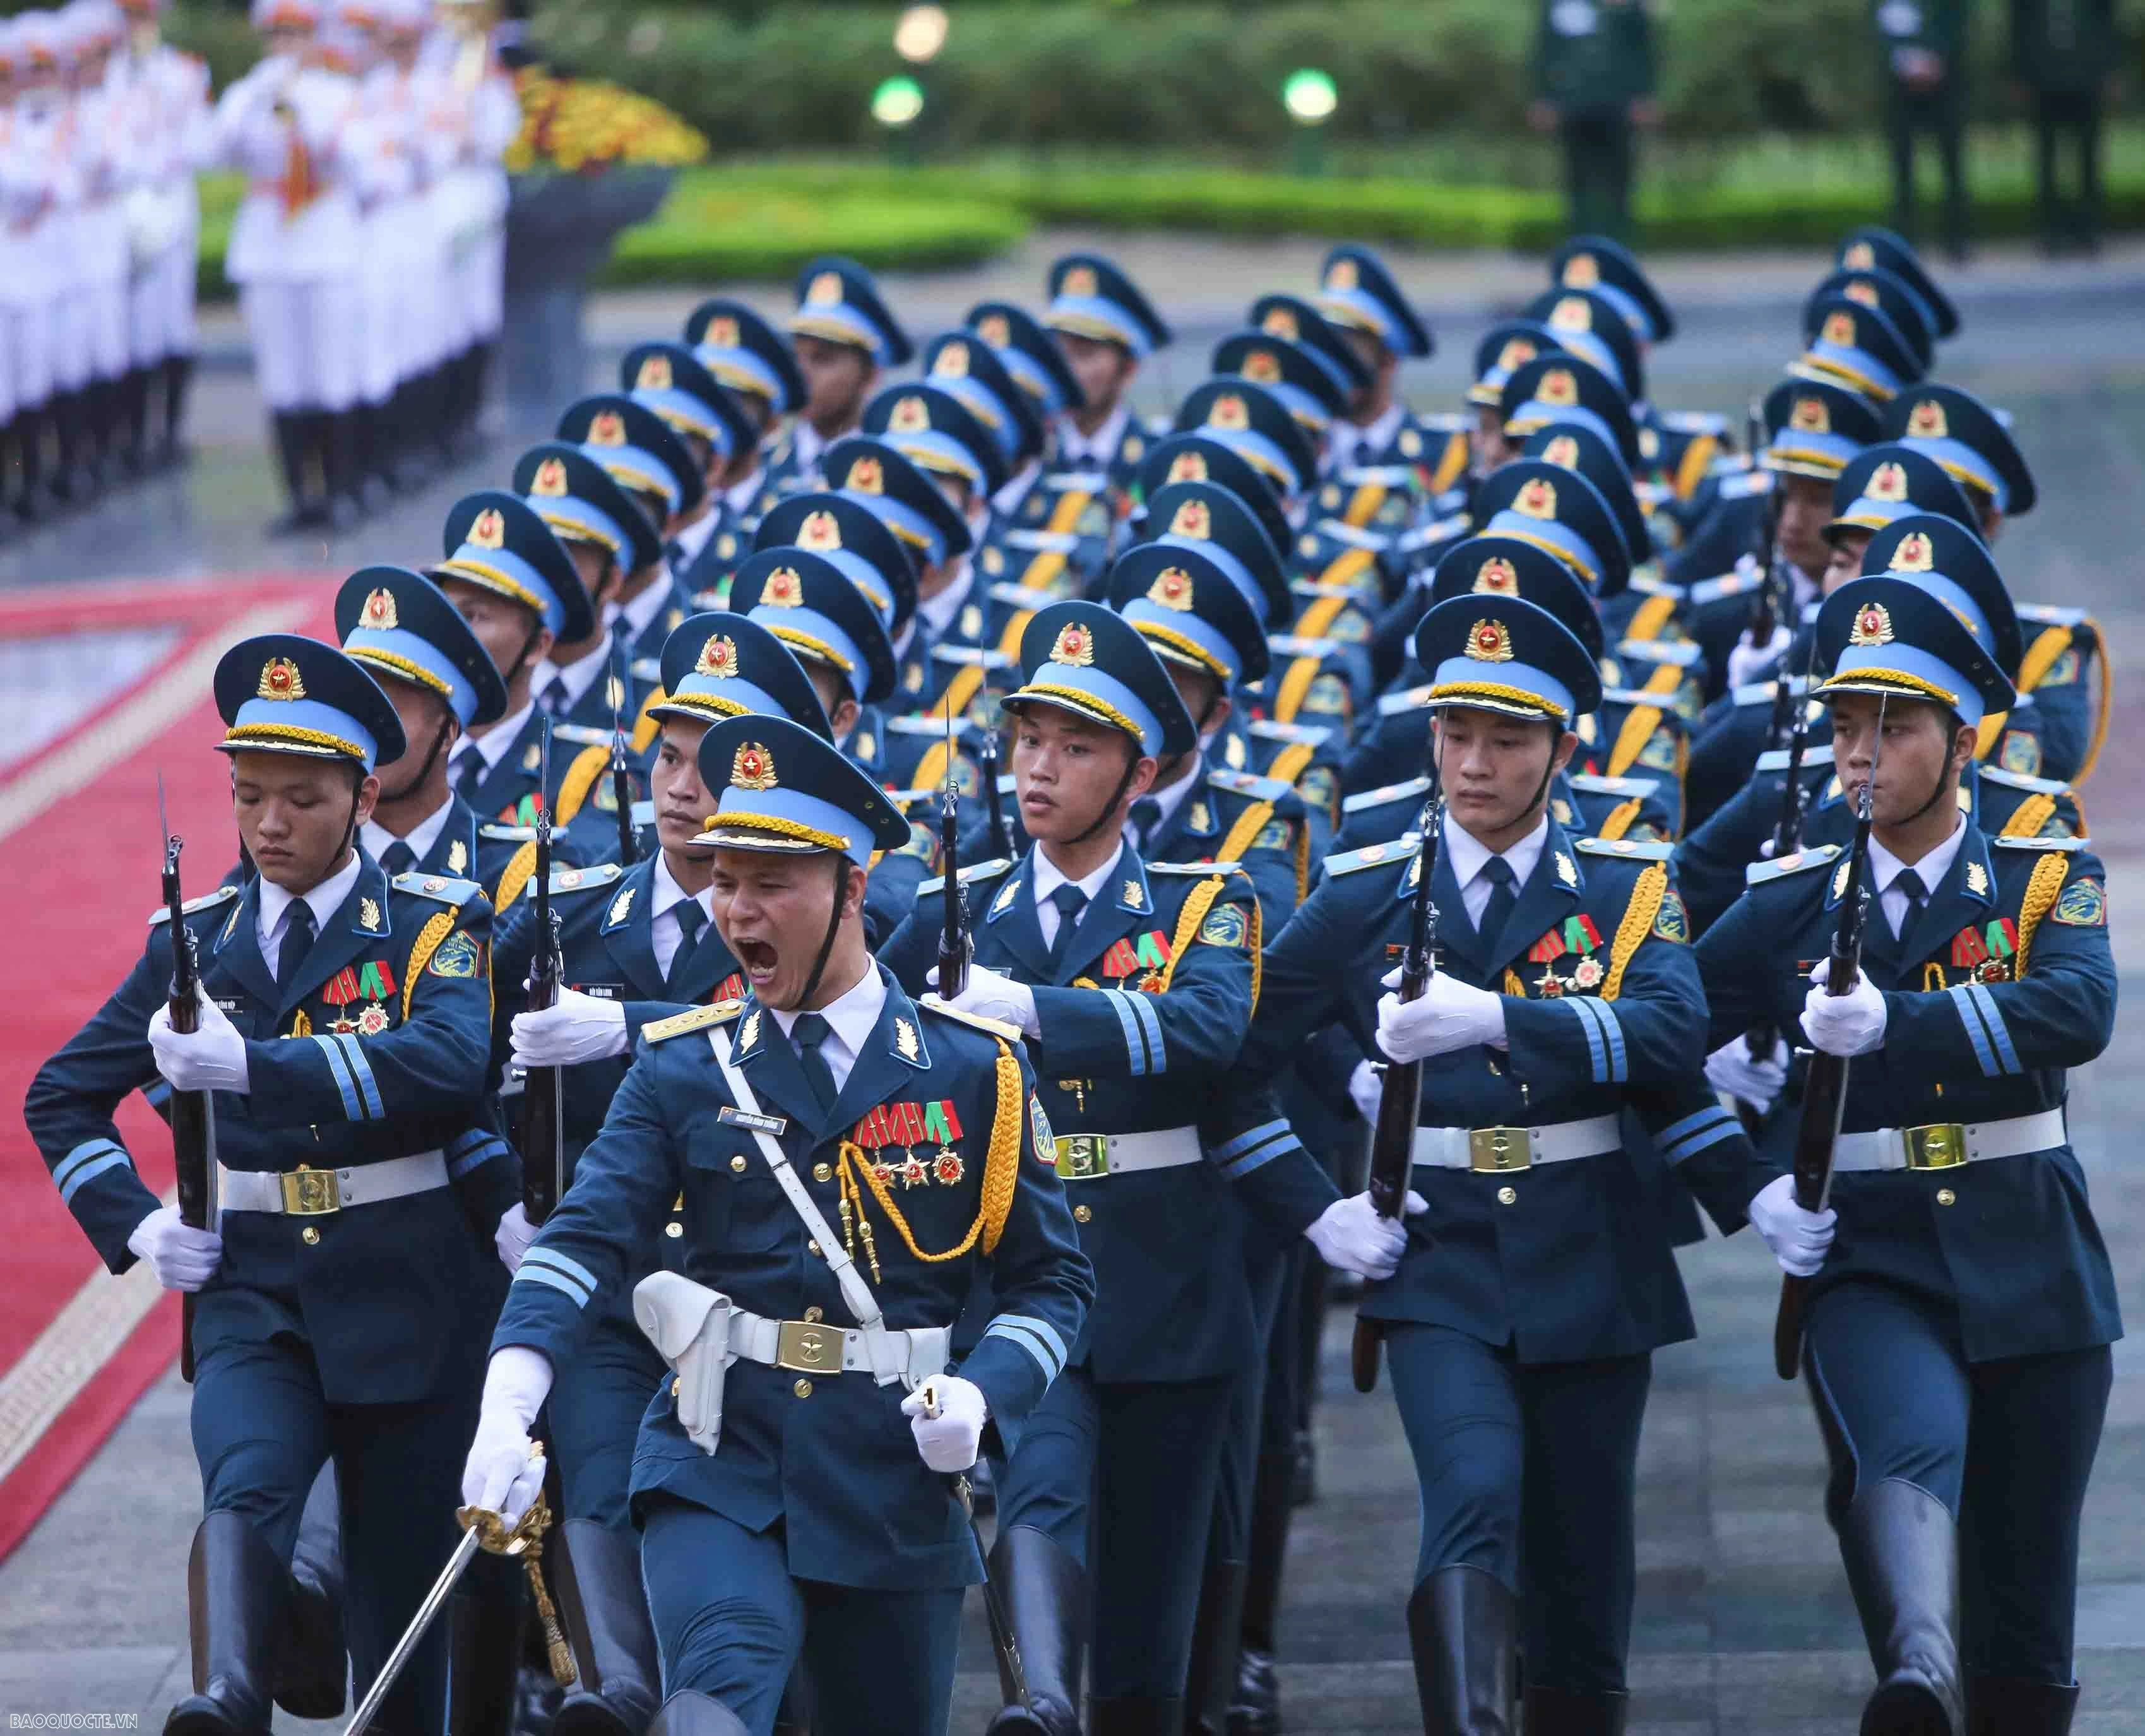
1894;867;1930;938
453;748;485;800
792;1012;838;1118
539;675;571;716
379;840;417;877
276;899;317;995
1129;797;1162;848
668;899;706;993
665;539;686;570
1045;884;1089;971
1477;856;1518;944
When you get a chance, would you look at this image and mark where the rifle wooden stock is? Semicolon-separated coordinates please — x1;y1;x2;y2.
163;838;211;1384
521;809;566;1224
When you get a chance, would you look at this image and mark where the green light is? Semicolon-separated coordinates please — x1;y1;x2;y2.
872;76;925;129
1282;68;1337;126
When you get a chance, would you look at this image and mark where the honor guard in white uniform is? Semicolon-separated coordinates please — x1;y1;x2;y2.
9;11;88;512
62;1;130;488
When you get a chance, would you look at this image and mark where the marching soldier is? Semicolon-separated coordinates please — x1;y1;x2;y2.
680;295;807;586
882;601;1394;1733
1696;570;2119;1732
461;712;1095;1736
622;338;761;604
760;254;911;506
1040;251;1172;502
27;635;516;1732
1245;596;1772;1731
1312;244;1446;490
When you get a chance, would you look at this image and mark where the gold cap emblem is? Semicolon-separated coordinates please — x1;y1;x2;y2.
1242;349;1283;385
1148;568;1196;611
1465;619;1514;663
1261;306;1299;340
1821;310;1857;348
1515;477;1558;520
1494;337;1536;374
731;741;778;790
889;396;931;434
695;634;740;678
1049;622;1096;667
1167;450;1209;484
1062;264;1099;298
704;314;739;349
636;354;674;391
360;587;398;630
1548;295;1592;333
1790;395;1831;434
1208;394;1250;432
1869;461;1910;502
1850;602;1896;646
1542;434;1581;470
1907;398;1948;439
799;509;844;551
1889;531;1935;573
1843;240;1876;270
530;457;569;497
805;271;843;306
468;506;506;549
932;340;970;379
1538;368;1579;408
588;410;627;447
1168;498;1211;540
1473;556;1519;595
1845;276;1880;309
1324;258;1358;292
258;657;306;701
1561;252;1600;288
762;567;805;608
976;312;1011;347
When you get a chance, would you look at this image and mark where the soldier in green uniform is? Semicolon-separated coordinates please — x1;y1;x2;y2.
1530;0;1660;243
1877;0;1973;260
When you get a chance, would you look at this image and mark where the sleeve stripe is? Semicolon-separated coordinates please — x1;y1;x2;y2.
511;1264;592;1308
59;1148;135;1205
446;1129;489;1158
336;1035;386;1121
982;1318;1065;1384
1945;985;2002;1078
523;1245;598;1293
54;1138;126;1192
1593;998;1627;1083
1103;990;1150;1078
1566;996;1609;1085
1211;1119;1290;1164
1659;1107;1740;1165
309;1035;364;1120
984;1312;1069;1380
447;1136;506;1179
1217;1127;1300;1180
1966;982;2023;1076
1128;992;1167;1075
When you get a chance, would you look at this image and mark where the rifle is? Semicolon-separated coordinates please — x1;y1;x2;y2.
609;645;638;867
977;727;1011;862
159;773;217;1384
521;718;566;1223
1744;400;1788;681
1351;782;1441;1396
938;712;973;999
1773;696;1884;1380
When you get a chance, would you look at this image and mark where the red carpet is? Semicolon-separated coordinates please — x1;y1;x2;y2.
0;572;333;1563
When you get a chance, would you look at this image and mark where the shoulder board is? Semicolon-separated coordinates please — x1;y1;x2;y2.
686;586;724;612
1993;835;2084;852
1576;836;1673;862
1247;718;1333;748
917;857;1014;897
393;872;482;906
1689;569;1761;605
1754;747;1813;774
1393;514;1470;556
1003;528;1079;554
1733;675;1810;707
540;862;624;897
1043;471;1106;494
631;800;655;826
885;713;966;738
918;995;1023;1042
1634;480;1675;511
1710;451;1756;479
1745;843;1843;886
1616;636;1701;668
1291;578;1370;602
1660;410;1730;436
1333;463;1419;489
1322;838;1418;878
629;657;662;684
1598;689;1691;725
881;785;936;809
1625;570;1680;598
1206;768;1291;801
987;581;1059;612
2014;602;2086;627
551;723;610;747
1147;858;1245;877
1306;518;1388;552
1718;470;1773;501
1976;764;2071;796
930;645;1015;670
1342;775;1430;814
148;883;241;926
643;1001;744;1043
1420;411;1471;434
1269;633;1341;660
1567;772;1660;798
478;823;538;842
1378;684;1434;716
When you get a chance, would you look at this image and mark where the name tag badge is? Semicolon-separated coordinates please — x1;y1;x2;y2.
573;983;624;1000
212;997;245;1014
719;1106;789;1137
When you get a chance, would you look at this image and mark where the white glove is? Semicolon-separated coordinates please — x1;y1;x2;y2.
1347;1057;1384;1122
1726;622;1793;693
494;1203;538;1274
1705;1035;1790;1113
900;1375;989;1473
460;1346;554;1523
1377;967;1507;1062
126;1203;223;1292
1305;1189;1425;1281
1749;1173;1836;1278
926;962;1039;1040
511;987;629;1068
147;992;249;1094
1802;957;1888;1057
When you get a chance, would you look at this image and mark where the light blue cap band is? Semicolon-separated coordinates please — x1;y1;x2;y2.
998;347;1069;413
228;695;381;769
936;376;1021;463
343;624;480;726
656;672;791;721
1904;572;1994;654
1012;662;1165;755
1506;400;1620;455
883;427;985;486
788;300;894;366
710;785;876;867
695;343;784;407
631;386;734;458
1825;642;1988;727
751;603;866;685
1430;655;1577;722
1316;287;1396;347
841;487;948;567
1768;428;1864;474
1899;436;2004;509
1120;598;1242;684
1791;342;1904;402
1151;531;1266;622
1205;426;1302;492
1482;510;1606;585
1046;294;1151;357
1589;282;1655;342
528;492;630;562
581;440;681;514
438;543;567;636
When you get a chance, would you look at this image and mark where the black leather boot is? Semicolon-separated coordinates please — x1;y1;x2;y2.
163;1511;285;1736
644;1691;750;1736
162;354;194;465
1405;1566;1515;1735
1966;1675;2079;1735
323;408;365;530
266;410;324;533
1519;1683;1628;1734
983;1523;1084;1736
553;1520;662;1736
1183;1550;1249;1735
1839;1478;1962;1736
273;1463;347;1717
1088;1697;1184;1736
1227;1443;1297;1736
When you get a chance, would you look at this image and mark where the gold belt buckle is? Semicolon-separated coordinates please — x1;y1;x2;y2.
1055;1134;1110;1182
1468;1127;1531;1174
775;1320;841;1374
280;1164;341;1215
1903;1122;1967;1170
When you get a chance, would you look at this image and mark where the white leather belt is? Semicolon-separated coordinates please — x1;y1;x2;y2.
1411;1115;1622;1174
1831;1109;2065;1172
218;1150;448;1215
729;1309;951;1382
1055;1126;1202;1181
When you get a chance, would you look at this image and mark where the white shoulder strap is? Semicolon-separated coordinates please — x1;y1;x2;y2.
710;1035;906;1386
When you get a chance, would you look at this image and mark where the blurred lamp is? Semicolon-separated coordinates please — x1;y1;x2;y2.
1282;68;1338;126
894;5;950;64
872;75;926;129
